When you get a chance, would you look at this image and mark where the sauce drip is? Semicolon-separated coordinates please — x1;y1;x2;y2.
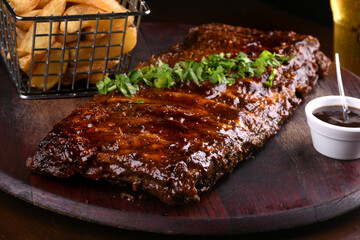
313;105;360;128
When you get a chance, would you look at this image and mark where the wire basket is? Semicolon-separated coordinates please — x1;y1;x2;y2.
0;0;150;99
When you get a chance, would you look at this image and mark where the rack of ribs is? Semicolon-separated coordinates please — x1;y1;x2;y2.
26;23;331;205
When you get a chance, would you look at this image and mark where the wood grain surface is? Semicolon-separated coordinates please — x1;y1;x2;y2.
0;22;360;235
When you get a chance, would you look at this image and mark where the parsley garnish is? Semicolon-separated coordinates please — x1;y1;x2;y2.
96;50;294;96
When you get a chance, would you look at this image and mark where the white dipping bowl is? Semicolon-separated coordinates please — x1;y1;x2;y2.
305;95;360;160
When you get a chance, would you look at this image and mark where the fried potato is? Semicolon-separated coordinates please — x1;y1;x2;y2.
57;26;109;43
14;25;32;60
83;27;107;41
68;26;137;66
88;72;107;84
18;50;47;74
12;0;136;91
56;33;79;44
66;0;134;24
15;27;27;49
30;42;69;90
8;0;40;15
19;22;60;55
36;0;52;9
16;48;29;58
61;72;108;85
16;9;42;31
60;4;128;35
66;0;130;13
18;0;66;54
8;29;33;59
67;59;118;73
60;5;104;33
64;60;117;84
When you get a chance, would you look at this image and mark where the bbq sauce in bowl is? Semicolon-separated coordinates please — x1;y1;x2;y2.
313;105;360;128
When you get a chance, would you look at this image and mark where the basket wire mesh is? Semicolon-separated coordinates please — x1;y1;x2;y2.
0;0;149;99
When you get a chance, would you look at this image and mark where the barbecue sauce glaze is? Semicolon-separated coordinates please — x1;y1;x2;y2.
313;105;360;128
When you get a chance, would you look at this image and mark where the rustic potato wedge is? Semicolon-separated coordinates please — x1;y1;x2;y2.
36;0;52;8
16;9;42;31
30;42;69;90
64;66;113;84
56;33;79;44
65;60;118;84
60;5;105;33
61;72;107;85
60;4;128;35
8;0;40;15
66;60;119;74
57;26;109;43
19;22;60;54
66;0;130;13
5;27;26;60
11;0;136;91
15;27;26;46
88;72;108;84
66;0;134;24
16;48;29;58
68;26;137;66
83;27;107;41
18;0;66;54
18;50;47;74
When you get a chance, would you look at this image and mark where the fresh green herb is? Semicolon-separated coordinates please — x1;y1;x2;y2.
134;100;146;104
265;69;277;87
96;50;295;96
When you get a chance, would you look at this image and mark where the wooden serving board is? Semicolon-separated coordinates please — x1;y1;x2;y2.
1;23;360;235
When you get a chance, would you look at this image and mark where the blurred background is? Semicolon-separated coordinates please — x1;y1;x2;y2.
142;0;360;77
141;0;334;55
143;0;333;28
261;0;332;28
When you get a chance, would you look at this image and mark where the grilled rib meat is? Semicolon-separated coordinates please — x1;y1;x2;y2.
26;24;331;205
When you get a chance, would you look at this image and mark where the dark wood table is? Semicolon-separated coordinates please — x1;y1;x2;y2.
3;0;360;239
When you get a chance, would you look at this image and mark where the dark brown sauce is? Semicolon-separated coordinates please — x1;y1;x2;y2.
313;105;360;128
